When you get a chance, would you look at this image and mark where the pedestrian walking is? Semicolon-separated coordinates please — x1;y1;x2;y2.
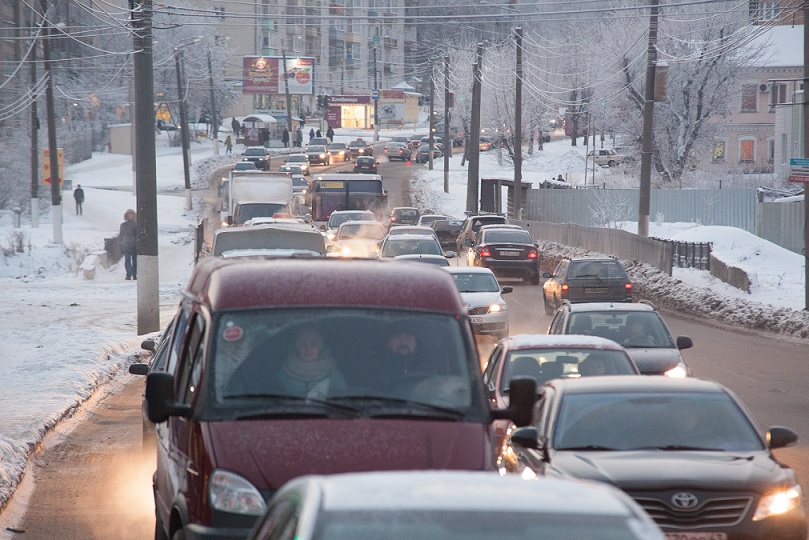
309;128;315;142
282;129;290;148
315;129;322;138
326;126;334;143
224;135;233;154
231;117;240;137
119;209;137;280
73;184;85;215
296;128;303;148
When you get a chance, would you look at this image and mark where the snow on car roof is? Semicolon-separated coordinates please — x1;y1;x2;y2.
503;333;628;350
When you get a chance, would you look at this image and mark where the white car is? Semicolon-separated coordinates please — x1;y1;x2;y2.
445;266;511;341
377;233;450;261
329;220;387;258
323;210;377;246
284;153;310;175
586;148;627;167
246;470;665;540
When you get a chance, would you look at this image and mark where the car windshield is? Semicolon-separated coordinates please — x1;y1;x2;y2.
568;312;674;348
244;148;266;156
208;308;478;418
329;143;347;150
568;260;628;279
553;391;764;452
338;223;386;240
501;349;637;392
349;141;367;148
381;238;442;257
328;213;374;228
312;510;653;540
309;146;327;152
287;155;307;163
482;230;532;244
451;272;499;293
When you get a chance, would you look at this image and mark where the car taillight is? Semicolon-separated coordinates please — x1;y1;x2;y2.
527;248;538;259
625;283;633;291
561;284;569;298
479;246;491;257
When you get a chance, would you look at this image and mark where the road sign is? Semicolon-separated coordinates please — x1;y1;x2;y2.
371;89;379;101
42;148;64;186
788;158;809;182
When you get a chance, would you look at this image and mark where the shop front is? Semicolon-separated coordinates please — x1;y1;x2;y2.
325;95;372;129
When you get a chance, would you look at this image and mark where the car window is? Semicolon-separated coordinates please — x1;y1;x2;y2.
451;272;499;293
501;349;636;392
167;309;190;376
482;230;532;244
308;146;327;152
483;346;503;388
553;391;764;452
548;312;565;334
176;314;206;405
568;260;627;279
472;217;505;232
575;311;674;348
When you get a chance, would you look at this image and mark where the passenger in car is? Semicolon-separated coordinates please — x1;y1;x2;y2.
277;326;346;398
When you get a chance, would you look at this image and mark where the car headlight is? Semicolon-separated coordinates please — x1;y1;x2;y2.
488;303;507;314
753;485;803;521
340;245;353;256
327;231;337;241
663;362;688;378
209;469;267;516
319;153;326;158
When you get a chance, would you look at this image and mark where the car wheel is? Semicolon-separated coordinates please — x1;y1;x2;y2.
530;272;540;286
608;160;616;167
171;528;185;540
543;293;554;315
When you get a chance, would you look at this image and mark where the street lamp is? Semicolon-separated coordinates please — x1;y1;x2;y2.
174;37;202;211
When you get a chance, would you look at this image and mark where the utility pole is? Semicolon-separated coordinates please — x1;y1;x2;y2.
428;74;435;170
638;0;659;237
282;48;293;139
207;50;219;156
467;43;484;213
131;0;160;334
175;49;192;211
30;23;39;228
39;0;62;244
443;54;450;193
514;27;523;221
373;35;379;142
803;0;809;310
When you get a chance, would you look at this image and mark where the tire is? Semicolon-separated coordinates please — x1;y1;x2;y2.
529;272;540;286
543;293;554;315
608;160;616;167
171;528;185;540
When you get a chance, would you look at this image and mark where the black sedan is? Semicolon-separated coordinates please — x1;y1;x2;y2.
242;147;272;170
542;256;632;314
348;139;373;158
304;145;331;165
353;156;378;174
467;225;540;284
504;376;807;540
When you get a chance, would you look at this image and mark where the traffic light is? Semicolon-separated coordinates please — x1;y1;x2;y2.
317;95;324;109
323;95;330;108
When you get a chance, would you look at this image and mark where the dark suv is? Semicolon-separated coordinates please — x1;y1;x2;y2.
348;139;373;158
388;206;421;228
431;219;464;251
467;224;540;284
243;147;272;170
548;300;693;376
455;213;508;255
542;256;632;314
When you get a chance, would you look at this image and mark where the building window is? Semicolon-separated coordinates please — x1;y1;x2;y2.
214;7;225;20
214;35;227;46
712;141;725;162
772;83;788;105
740;84;757;112
739;139;755;162
767;138;775;163
749;0;778;21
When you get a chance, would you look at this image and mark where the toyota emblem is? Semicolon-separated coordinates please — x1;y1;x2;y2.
671;492;699;509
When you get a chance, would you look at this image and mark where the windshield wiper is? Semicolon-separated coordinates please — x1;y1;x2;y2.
573;273;601;280
556;444;616;451
226;393;361;417
330;395;466;420
633;445;722;451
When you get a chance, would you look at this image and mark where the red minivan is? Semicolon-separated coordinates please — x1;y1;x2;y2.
145;257;534;540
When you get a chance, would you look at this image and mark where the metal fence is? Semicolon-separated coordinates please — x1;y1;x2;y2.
524;188;757;232
652;238;712;270
756;200;805;255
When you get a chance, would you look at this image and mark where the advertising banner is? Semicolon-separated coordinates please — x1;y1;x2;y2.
42;148;64;186
243;56;315;95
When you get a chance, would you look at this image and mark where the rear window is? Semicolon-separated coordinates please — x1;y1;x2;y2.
338;223;386;240
432;220;464;233
568;260;627;279
328;212;375;228
472;217;506;231
394;209;419;220
481;230;532;244
381;238;442;257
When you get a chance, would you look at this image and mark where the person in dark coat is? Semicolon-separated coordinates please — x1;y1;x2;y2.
73;184;85;215
309;128;315;142
315;129;322;138
231;117;240;137
119;209;137;280
296;128;303;148
282;129;290;148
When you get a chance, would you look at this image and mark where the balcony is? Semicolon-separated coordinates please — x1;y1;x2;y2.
329;28;345;43
345;32;362;43
384;36;398;49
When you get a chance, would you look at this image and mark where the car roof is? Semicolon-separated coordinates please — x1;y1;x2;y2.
286;153;307;159
384;233;438;242
564;302;656;313
444;266;496;276
392;254;448;262
392;206;419;212
499;333;628;351
548;375;726;395
566;256;620;262
480;224;523;231
390;225;434;232
186;257;465;314
338;220;385;229
288;470;646;516
330;210;375;216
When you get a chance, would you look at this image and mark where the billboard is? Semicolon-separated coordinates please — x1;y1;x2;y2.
243;56;315;95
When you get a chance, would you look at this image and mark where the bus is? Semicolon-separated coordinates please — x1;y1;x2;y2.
309;173;387;223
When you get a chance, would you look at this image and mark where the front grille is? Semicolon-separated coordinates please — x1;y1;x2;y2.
468;306;490;315
633;494;752;529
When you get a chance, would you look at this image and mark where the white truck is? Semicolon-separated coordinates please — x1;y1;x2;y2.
223;171;294;226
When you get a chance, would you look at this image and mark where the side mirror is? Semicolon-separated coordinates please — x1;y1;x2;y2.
676;336;693;350
141;339;156;353
145;372;191;423
491;377;536;427
129;363;149;376
444;250;456;259
510;426;539;450
767;426;798;449
542;272;552;279
501;286;513;294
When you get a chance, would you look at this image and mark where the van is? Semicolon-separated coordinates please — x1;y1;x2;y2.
145;257;534;539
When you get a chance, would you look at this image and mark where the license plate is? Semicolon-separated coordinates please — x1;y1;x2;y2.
584;287;609;294
499;251;520;256
470;317;484;324
665;533;727;540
